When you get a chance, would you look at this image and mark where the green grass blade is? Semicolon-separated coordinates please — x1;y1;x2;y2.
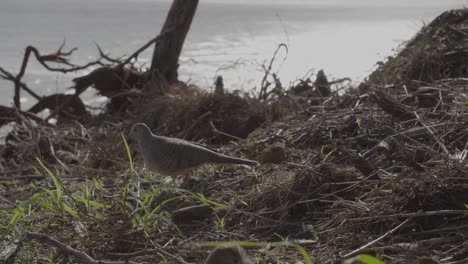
344;255;385;264
121;132;134;174
8;192;43;229
36;157;63;206
73;194;111;209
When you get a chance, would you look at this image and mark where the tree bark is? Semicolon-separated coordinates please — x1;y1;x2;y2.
149;0;199;84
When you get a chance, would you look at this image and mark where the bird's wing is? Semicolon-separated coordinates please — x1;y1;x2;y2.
159;136;219;154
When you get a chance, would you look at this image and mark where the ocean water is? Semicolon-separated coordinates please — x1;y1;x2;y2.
0;0;466;109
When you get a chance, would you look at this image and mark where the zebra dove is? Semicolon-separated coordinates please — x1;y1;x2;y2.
126;123;258;177
205;246;251;264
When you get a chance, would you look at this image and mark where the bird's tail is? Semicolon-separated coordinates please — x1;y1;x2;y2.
215;154;258;166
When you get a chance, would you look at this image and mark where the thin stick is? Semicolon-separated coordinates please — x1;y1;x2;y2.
108;247;192;264
343;218;411;258
119;24;179;67
25;232;137;264
0;175;45;182
210;121;244;141
348;210;468;222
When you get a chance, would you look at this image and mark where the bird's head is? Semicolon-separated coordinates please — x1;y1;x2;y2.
126;123;152;144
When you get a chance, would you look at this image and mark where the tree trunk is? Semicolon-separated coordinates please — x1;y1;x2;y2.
149;0;199;84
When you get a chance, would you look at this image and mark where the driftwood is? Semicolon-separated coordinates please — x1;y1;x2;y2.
149;0;199;84
314;69;331;97
0;105;52;127
214;75;224;96
0;0;200;129
371;90;414;120
28;94;87;122
0;43;104;109
259;43;288;101
72;67;143;96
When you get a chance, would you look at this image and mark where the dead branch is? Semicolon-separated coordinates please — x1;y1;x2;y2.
149;0;199;83
72;67;142;96
0;175;45;182
4;43;104;109
119;25;178;67
314;69;331;97
0;105;52;127
95;43;126;65
25;232;137;264
348;210;468;222
343;218;412;258
0;66;41;101
108;247;192;264
180;111;212;139
259;43;288;101
22;43;103;74
26;94;87;123
371;90;414;120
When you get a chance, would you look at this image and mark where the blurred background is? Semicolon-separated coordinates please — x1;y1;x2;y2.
0;0;466;108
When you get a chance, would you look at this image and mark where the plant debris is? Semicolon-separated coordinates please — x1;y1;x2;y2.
1;8;468;264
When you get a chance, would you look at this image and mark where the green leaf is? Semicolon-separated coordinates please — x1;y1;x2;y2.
36;157;63;205
189;192;227;208
239;199;249;206
73;194;111;209
146;197;178;220
344;254;385;264
8;192;43;229
62;203;78;217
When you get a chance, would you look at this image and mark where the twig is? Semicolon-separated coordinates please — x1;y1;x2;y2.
401;224;468;237
259;43;288;101
343;218;411;258
414;112;450;155
348;210;468;222
297;171;377;204
119;24;179;67
446;258;468;264
6;44;103;108
44;95;83;122
210;121;244;141
0;175;45;182
181;111;212;139
0;168;32;175
0;105;52;127
107;249;158;259
95;43;126;64
108;247;192;264
25;232;137;264
0;66;42;100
